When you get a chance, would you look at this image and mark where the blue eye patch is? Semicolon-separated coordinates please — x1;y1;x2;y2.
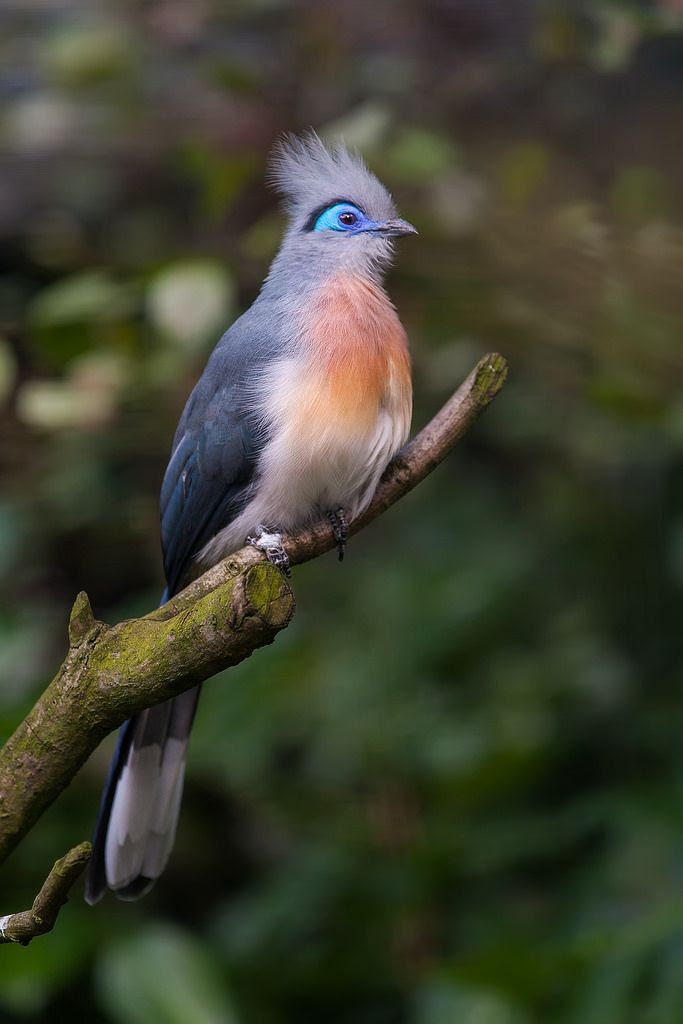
307;200;370;233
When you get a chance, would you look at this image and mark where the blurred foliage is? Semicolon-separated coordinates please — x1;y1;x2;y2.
0;0;682;1022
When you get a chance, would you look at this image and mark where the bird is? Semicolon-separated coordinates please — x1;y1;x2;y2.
84;132;417;904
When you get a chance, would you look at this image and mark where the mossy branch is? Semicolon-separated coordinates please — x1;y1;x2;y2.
0;353;507;928
0;843;92;945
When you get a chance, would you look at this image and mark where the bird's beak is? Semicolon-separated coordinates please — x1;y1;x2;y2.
373;218;418;238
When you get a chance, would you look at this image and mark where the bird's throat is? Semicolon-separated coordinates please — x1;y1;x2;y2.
302;272;411;424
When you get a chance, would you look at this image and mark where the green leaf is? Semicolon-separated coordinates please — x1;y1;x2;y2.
30;271;137;328
386;129;456;183
147;261;235;350
42;23;132;86
96;924;240;1024
415;978;528;1024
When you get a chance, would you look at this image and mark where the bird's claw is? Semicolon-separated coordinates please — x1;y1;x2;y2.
327;508;348;562
247;528;291;577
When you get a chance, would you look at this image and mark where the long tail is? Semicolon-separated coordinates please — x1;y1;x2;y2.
84;686;200;904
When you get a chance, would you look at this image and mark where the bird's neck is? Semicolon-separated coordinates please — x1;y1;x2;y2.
260;240;391;304
307;271;395;330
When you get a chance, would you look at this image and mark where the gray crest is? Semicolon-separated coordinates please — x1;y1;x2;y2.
268;131;397;226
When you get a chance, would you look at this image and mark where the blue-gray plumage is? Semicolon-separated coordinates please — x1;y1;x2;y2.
85;132;416;903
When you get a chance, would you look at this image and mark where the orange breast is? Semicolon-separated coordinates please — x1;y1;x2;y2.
301;273;412;433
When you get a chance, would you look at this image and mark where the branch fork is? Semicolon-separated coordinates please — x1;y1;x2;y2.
0;352;507;944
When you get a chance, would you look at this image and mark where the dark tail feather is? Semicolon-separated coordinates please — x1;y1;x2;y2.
85;686;201;904
84;716;136;904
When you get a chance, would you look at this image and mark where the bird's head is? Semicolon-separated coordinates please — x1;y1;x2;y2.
266;132;416;287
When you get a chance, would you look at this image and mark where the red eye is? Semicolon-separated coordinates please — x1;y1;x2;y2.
338;211;358;226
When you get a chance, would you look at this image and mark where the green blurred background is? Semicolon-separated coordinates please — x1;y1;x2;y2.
1;1;682;1021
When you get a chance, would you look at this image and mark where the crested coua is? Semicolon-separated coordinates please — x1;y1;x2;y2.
85;133;417;903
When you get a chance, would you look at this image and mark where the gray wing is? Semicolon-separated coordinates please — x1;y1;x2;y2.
85;310;279;904
160;315;271;594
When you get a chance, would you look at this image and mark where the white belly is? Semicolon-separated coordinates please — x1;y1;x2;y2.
199;351;410;563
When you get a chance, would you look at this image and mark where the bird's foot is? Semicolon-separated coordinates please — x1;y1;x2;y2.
327;508;348;562
247;527;291;578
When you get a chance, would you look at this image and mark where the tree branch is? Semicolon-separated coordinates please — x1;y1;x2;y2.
285;351;508;565
0;353;507;875
0;842;91;945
